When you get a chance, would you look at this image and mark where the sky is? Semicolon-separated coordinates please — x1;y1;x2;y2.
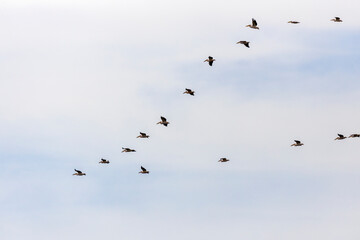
1;0;360;239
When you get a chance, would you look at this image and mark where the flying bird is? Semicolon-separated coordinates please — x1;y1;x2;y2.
139;166;150;174
237;41;250;48
288;21;300;24
122;147;136;152
157;116;169;127
218;158;230;162
331;17;343;22
73;169;86;176
246;18;259;29
183;88;195;96
291;140;304;146
349;134;360;138
335;134;346;140
137;132;150;138
204;56;215;66
99;158;110;164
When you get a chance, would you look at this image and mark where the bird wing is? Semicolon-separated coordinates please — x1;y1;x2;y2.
141;166;147;172
209;61;213;66
208;56;213;60
161;116;167;122
294;140;301;144
75;169;82;174
185;88;191;92
252;18;257;26
338;134;344;138
140;132;146;136
335;17;340;20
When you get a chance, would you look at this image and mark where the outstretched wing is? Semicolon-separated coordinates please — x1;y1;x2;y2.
140;132;146;136
74;169;82;174
338;134;344;138
252;18;257;27
335;17;340;20
185;88;191;92
161;116;167;122
294;140;301;144
141;166;147;172
239;41;250;47
208;56;213;60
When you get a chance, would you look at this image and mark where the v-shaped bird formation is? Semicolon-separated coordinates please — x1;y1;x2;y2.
73;16;358;177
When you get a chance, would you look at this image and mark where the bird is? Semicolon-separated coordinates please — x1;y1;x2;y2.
237;41;250;48
288;21;300;24
291;140;304;146
218;158;230;162
246;18;259;29
157;116;169;127
139;166;149;174
73;169;86;176
99;158;110;164
137;132;150;138
122;147;136;152
331;17;342;22
349;134;360;138
335;134;346;140
183;88;195;96
204;56;215;66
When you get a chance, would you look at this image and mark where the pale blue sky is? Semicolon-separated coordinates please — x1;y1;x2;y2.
1;0;360;239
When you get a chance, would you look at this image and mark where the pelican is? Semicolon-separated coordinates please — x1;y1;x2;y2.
218;158;230;162
349;134;360;138
139;166;149;174
291;140;304;146
137;132;150;138
183;88;195;96
204;56;215;66
246;18;259;29
122;147;136;152
331;17;342;22
99;158;110;164
335;134;346;140
157;116;169;127
288;21;300;24
73;169;86;176
236;41;250;48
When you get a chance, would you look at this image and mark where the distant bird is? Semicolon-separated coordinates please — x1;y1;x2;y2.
137;132;150;138
73;169;86;176
157;116;169;127
237;41;250;48
122;147;136;152
139;166;149;174
331;17;343;22
335;134;346;140
218;158;230;162
288;21;300;24
183;88;195;96
291;140;304;146
99;158;110;164
204;56;215;66
349;134;360;138
246;18;259;29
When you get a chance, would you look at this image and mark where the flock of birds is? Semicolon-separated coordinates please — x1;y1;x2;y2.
73;16;355;177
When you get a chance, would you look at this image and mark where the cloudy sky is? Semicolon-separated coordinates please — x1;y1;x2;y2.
1;0;360;239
